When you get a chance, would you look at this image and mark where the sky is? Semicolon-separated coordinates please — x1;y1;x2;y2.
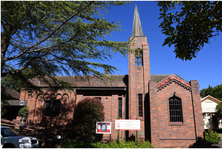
94;1;222;91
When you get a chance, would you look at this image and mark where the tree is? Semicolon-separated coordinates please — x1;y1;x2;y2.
1;1;130;92
216;102;222;118
158;1;222;60
200;84;222;101
18;106;29;123
216;102;222;130
72;97;104;142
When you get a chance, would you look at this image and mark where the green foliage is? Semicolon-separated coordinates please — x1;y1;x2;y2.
158;1;222;60
135;130;139;144
62;140;96;148
200;84;222;100
1;102;10;118
205;129;221;144
18;106;29;118
1;1;130;92
216;102;222;120
72;97;104;143
62;140;153;148
117;130;120;144
1;86;12;118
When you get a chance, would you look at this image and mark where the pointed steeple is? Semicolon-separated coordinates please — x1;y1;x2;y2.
132;4;144;36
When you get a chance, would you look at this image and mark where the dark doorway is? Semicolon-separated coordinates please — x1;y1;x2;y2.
144;93;151;141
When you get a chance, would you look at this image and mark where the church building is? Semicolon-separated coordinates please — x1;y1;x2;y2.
19;5;204;148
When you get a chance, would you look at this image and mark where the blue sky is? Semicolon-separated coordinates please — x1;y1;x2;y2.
95;1;222;91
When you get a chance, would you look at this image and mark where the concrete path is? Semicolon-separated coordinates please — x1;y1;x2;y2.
211;139;222;148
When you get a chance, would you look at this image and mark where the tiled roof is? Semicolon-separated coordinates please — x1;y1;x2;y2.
33;75;128;87
32;74;171;88
1;86;20;99
201;95;221;103
151;74;170;83
57;75;128;87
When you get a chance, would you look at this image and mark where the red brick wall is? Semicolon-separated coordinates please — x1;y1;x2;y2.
20;79;204;147
128;36;150;140
149;80;160;145
190;80;204;138
149;80;204;148
19;88;76;136
78;93;127;141
21;87;127;141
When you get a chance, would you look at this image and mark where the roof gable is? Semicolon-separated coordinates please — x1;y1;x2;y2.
201;95;221;103
157;74;191;91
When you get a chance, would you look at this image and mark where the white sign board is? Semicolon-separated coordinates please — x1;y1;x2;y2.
115;119;140;130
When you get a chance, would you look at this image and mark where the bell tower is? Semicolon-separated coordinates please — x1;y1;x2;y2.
128;4;151;122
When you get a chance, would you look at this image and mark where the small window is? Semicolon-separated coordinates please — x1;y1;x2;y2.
118;97;122;119
44;100;61;117
53;100;61;116
44;100;51;116
135;50;143;66
27;89;32;97
138;94;143;117
169;97;183;122
94;97;101;100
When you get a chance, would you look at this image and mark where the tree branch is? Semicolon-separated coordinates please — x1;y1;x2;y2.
1;20;6;31
211;1;219;13
199;2;208;15
1;3;35;50
11;38;34;46
2;52;49;78
8;3;34;40
6;1;94;62
26;26;81;54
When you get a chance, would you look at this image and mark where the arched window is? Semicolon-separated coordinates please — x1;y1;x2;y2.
135;49;143;66
169;96;183;122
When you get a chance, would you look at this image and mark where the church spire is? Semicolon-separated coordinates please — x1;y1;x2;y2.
132;4;144;36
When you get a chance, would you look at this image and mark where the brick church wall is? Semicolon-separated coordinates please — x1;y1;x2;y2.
75;93;127;141
20;87;127;141
149;80;204;148
18;4;204;147
190;80;205;139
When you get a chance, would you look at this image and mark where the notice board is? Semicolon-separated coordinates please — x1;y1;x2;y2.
115;119;140;130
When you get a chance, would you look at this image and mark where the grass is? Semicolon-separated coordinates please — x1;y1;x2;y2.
61;140;153;148
217;133;222;138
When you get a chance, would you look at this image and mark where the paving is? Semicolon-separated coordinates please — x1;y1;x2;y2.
211;139;222;148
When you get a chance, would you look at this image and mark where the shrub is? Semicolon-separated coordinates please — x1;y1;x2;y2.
95;140;153;148
18;106;29;122
62;140;153;148
18;106;29;118
72;97;104;143
205;129;221;144
62;140;97;148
